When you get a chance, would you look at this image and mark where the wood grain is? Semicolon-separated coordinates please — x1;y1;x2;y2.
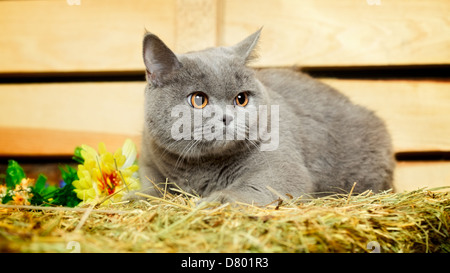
322;79;450;153
0;0;175;73
223;0;450;67
0;127;140;157
395;162;450;192
1;0;449;73
0;82;145;135
174;0;221;53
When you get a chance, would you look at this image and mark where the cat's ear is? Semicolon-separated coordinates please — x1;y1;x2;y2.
143;32;182;86
231;28;262;64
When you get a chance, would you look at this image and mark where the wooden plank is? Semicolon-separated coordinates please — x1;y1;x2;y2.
394;162;450;192
322;79;450;153
0;82;145;135
0;79;449;156
2;0;449;74
174;0;221;53
223;0;450;67
0;127;140;157
0;0;176;73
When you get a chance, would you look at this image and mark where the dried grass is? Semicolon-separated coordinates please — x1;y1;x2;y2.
0;186;449;253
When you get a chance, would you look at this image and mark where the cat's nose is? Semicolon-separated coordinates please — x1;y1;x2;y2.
222;114;233;126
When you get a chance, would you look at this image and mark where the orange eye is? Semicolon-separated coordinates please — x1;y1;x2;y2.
234;92;249;107
188;92;208;109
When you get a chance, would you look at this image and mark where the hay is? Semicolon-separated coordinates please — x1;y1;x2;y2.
0;187;449;253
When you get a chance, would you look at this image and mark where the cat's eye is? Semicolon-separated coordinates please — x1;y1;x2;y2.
234;92;249;107
187;92;208;109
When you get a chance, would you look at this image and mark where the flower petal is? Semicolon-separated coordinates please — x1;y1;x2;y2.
98;142;107;155
81;144;98;159
121;139;137;169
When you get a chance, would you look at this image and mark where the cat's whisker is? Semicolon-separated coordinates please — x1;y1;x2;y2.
174;141;193;170
159;139;180;159
174;139;200;170
189;139;202;158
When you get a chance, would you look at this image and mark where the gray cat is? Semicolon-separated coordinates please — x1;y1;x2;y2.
136;29;395;205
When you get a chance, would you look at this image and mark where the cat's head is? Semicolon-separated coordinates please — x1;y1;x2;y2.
142;29;271;158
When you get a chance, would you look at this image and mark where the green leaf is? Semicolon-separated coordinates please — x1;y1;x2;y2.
72;146;84;164
50;182;80;207
41;185;58;198
5;160;26;188
59;165;78;184
1;195;12;204
34;174;47;193
50;165;81;207
30;189;44;206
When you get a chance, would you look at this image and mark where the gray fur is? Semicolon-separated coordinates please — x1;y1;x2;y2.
136;30;395;205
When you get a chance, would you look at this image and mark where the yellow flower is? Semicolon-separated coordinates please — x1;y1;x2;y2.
73;139;140;206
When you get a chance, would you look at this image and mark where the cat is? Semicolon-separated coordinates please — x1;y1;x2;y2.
135;29;395;205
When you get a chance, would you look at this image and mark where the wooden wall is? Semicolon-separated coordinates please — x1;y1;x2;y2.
1;0;449;191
